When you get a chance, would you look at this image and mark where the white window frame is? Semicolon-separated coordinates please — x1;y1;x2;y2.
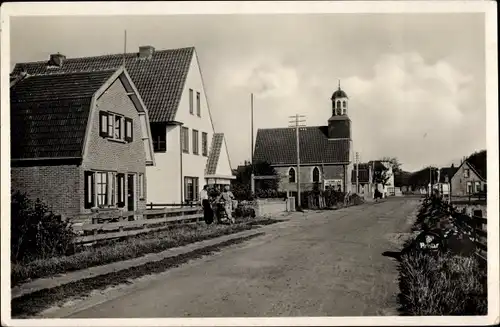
96;172;108;207
107;113;125;141
288;167;296;183
196;91;201;117
464;169;470;178
466;181;472;194
182;127;189;153
192;129;199;155
474;181;481;194
138;173;145;200
189;89;194;114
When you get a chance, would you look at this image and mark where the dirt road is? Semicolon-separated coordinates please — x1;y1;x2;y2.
61;198;420;318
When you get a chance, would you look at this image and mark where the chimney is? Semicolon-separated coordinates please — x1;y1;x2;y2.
139;46;155;59
49;53;66;67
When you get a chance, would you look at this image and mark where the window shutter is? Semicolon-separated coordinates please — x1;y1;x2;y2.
99;111;109;137
84;171;95;209
125;118;133;142
117;173;125;208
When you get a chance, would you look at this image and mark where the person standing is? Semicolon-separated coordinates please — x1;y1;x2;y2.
200;185;213;225
215;185;236;224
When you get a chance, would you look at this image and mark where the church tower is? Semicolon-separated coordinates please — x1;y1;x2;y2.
328;81;351;139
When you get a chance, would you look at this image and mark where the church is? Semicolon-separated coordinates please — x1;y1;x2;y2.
253;84;354;193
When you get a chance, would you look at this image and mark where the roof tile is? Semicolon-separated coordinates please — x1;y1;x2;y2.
253;126;350;165
12;47;194;123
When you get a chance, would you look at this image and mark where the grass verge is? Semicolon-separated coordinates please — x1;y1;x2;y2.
12;217;283;286
12;232;265;318
398;251;487;315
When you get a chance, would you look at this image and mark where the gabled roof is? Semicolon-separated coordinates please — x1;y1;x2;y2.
10;70;116;160
12;47;194;123
205;133;224;175
439;166;458;183
253;126;350;165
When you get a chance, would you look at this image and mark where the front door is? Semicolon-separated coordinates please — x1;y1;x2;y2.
127;174;135;212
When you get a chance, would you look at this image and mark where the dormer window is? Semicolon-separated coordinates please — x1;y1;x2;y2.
99;111;133;143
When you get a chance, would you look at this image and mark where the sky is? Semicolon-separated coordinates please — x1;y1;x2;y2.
9;13;487;172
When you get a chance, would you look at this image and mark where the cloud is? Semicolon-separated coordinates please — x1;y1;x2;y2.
215;51;484;171
340;52;481;170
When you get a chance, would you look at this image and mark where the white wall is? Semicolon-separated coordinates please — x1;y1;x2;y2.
146;124;182;204
215;138;233;177
175;50;217;196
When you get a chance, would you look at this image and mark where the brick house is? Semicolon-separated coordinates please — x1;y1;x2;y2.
10;67;155;219
253;85;353;193
11;46;235;205
450;160;486;196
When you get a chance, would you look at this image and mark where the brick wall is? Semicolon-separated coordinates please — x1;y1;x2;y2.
11;165;80;219
274;164;346;192
82;77;147;214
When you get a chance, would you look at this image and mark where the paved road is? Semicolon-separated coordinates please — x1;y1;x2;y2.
65;198;419;318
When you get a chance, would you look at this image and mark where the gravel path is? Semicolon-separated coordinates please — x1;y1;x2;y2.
53;198;420;318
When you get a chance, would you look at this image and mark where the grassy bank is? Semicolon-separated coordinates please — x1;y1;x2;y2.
398;251;487;315
12;217;283;286
397;197;487;315
12;233;264;318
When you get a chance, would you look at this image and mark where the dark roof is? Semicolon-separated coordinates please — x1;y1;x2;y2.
205;133;224;175
331;88;348;100
466;150;486;180
439;166;458;183
12;47;194;123
10;70;116;160
253;126;350;165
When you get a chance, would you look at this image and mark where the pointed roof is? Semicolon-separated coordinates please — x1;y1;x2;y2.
253;126;350;165
331;81;348;100
10;69;117;159
11;47;195;123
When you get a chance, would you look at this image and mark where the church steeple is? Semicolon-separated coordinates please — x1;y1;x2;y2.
328;81;351;139
330;80;349;116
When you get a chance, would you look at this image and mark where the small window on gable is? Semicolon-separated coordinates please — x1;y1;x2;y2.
196;92;201;117
189;89;194;114
312;167;320;183
464;169;470;178
289;167;296;183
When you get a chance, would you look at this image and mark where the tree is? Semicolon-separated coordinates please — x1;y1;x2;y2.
231;160;279;200
379;156;402;174
372;161;392;187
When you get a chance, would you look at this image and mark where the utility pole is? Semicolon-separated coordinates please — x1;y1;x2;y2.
250;93;255;195
123;30;127;67
355;152;360;194
289;114;306;208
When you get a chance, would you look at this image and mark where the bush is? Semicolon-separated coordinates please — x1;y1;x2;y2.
399;252;487;315
11;191;76;263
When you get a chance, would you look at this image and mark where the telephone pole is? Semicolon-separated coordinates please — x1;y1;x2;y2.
289;114;306;208
250;93;255;195
355;152;360;194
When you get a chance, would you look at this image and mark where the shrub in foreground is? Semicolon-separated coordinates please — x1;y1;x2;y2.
11;191;76;263
398;252;487;315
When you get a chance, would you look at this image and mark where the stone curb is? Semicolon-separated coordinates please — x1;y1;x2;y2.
11;222;289;299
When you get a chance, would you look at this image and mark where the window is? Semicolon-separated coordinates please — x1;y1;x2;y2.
312;167;320;183
196;91;201;117
464;169;470;178
98;111;132;142
202;132;208;156
289;167;296;183
151;123;167;152
96;172;108;207
474;182;481;194
192;129;199;155
343;101;347;108
189;89;194;114
108;172;116;206
184;176;199;202
138;173;145;200
181;127;189;153
466;181;472;194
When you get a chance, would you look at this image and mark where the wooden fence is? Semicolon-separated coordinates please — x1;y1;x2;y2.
445;202;487;262
72;206;203;245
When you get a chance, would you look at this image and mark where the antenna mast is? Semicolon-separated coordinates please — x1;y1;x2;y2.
123;30;127;67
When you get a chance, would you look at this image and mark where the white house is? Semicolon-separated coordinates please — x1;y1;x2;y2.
12;46;235;205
